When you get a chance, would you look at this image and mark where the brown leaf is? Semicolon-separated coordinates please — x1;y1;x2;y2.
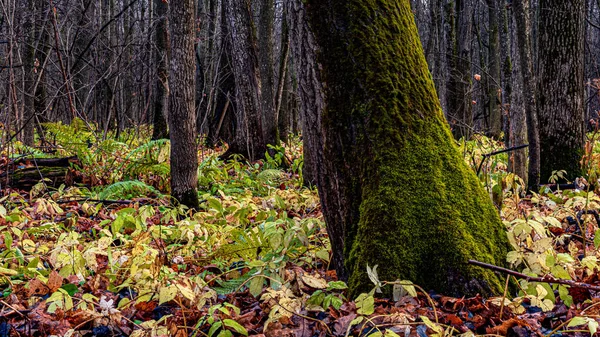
334;313;357;336
27;279;49;297
486;318;524;335
47;271;64;292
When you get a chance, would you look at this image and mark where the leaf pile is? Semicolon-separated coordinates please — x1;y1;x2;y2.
2;134;600;336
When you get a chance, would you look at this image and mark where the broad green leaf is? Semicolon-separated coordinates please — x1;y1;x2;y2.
249;276;264;297
327;281;347;290
223;319;248;336
355;293;374;315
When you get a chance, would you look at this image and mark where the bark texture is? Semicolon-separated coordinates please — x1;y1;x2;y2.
486;0;502;139
537;0;585;182
258;0;278;146
152;0;169;140
305;0;509;296
285;0;326;188
513;0;540;189
168;0;200;209
447;0;474;140
508;5;527;183
223;0;267;161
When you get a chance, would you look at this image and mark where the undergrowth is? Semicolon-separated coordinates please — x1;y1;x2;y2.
3;129;600;336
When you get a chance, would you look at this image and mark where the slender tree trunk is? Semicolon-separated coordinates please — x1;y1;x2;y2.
258;0;278;146
168;0;200;209
151;0;169;140
305;0;509;296
513;0;540;189
286;0;326;188
223;0;267;161
447;0;474;139
537;0;585;182
22;0;36;145
486;0;502;139
508;6;528;183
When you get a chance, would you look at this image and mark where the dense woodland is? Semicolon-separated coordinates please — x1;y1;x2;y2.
2;0;600;336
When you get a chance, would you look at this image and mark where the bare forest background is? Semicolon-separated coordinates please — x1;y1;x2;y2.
1;0;599;180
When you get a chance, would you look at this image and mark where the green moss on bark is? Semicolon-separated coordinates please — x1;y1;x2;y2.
306;0;509;297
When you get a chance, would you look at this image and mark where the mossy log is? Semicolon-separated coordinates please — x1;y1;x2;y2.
304;0;510;297
1;156;79;190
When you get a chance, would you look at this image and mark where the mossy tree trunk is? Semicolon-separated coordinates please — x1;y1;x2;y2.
537;0;585;182
305;0;510;297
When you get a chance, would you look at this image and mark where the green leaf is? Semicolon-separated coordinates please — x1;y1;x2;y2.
223;319;248;336
208;320;223;337
61;283;79;296
327;281;347;290
567;316;589;328
595;229;600;249
248;276;264;297
355;293;374;315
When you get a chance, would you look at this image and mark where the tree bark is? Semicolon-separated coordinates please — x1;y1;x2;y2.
223;0;267;161
305;0;509;296
447;0;474;140
168;0;200;209
286;0;325;188
513;0;540;190
537;0;585;182
151;0;169;140
508;4;528;183
258;0;278;147
486;0;502;139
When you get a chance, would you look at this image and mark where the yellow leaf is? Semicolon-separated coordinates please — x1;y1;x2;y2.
302;274;328;289
159;285;178;305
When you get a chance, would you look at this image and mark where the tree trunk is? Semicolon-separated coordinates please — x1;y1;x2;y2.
508;5;528;183
286;0;325;188
168;0;200;209
258;0;278;147
151;0;169;140
447;0;474;140
22;0;36;146
305;0;509;297
537;0;585;182
486;0;502;139
223;0;267;161
513;0;540;190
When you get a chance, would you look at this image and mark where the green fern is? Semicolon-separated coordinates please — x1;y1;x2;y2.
97;180;161;200
256;169;285;184
123;139;170;178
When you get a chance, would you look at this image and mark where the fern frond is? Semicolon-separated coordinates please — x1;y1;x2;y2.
256;169;285;183
98;180;161;200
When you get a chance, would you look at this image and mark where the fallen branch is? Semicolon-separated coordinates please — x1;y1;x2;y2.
468;259;600;291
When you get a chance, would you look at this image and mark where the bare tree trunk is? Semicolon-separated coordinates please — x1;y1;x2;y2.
508;5;528;183
537;0;585;182
151;0;169;140
286;0;326;188
513;0;540;190
223;0;266;161
447;0;474;139
168;0;200;209
22;0;36;145
258;0;278;146
486;0;502;139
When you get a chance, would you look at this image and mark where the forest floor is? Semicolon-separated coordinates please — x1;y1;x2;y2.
1;124;600;337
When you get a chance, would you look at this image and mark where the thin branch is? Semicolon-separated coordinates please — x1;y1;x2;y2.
468;259;600;291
